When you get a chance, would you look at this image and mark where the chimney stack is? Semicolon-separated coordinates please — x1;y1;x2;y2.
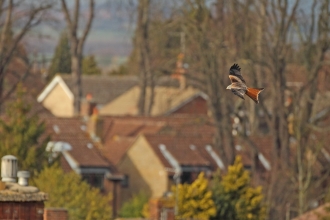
81;93;97;117
44;208;68;220
87;108;103;142
171;53;187;90
1;155;18;183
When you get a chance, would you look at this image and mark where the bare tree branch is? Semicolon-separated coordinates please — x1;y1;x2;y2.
60;0;72;30
77;0;94;54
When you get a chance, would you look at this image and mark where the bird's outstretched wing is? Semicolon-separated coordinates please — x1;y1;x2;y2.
229;63;246;84
231;88;245;100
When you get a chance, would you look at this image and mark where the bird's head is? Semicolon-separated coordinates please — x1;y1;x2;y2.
226;85;231;90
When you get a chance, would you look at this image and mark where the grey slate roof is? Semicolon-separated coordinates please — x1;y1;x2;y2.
61;75;139;105
60;75;181;105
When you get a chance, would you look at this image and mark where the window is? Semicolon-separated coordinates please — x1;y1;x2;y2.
181;172;192;184
82;173;104;190
121;175;129;188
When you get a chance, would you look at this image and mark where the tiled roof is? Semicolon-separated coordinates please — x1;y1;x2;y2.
59;75;181;106
99;86;206;116
61;75;139;105
286;64;307;85
99;115;265;170
101;136;136;165
292;203;330;220
101;115;214;138
43;117;111;168
143;133;262;172
60;154;73;173
234;135;273;176
97;114;330;179
100;115;213;165
144;134;213;168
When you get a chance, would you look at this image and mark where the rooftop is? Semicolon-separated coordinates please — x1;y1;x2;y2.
61;75;138;105
43;117;111;169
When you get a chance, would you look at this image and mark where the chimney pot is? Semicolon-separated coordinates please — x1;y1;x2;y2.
17;170;30;186
1;155;18;183
86;93;93;101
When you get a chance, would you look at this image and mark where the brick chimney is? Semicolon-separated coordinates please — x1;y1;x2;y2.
44;208;68;220
87;108;103;141
149;197;175;220
171;53;187;90
0;155;47;220
81;93;97;117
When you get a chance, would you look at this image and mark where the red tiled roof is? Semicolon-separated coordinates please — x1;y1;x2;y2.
144;134;213;168
286;64;307;84
98;114;330;179
100;115;215;166
101;136;136;165
102;115;214;139
60;154;73;173
99;115;274;171
103;120;162;140
44;117;111;168
292;203;330;220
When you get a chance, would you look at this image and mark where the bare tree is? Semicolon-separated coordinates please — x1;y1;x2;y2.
249;0;330;218
134;0;153;116
61;0;94;115
128;1;330;218
179;0;330;218
177;0;231;166
291;0;330;216
0;0;53;107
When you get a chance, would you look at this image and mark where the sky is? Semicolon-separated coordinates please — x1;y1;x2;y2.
23;0;315;70
24;0;135;69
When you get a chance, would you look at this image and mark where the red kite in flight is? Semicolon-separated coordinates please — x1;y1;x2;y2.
226;63;264;104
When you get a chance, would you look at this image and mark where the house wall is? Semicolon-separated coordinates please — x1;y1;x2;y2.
170;96;208;115
42;84;73;117
118;136;168;205
99;86;139;116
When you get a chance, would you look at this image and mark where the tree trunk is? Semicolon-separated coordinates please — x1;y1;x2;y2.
71;54;82;115
136;0;151;116
61;0;94;115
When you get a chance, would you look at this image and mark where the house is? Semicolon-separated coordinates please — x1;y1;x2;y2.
114;134;223;205
37;75;139;117
95;115;217;205
99;86;209;116
37;75;199;117
43;117;123;218
108;132;274;206
95;115;272;206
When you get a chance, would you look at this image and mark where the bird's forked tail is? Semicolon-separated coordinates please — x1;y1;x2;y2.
246;88;264;104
